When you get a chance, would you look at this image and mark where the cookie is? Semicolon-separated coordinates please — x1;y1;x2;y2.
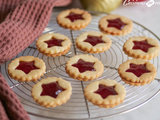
99;14;133;36
8;56;46;82
76;31;112;53
123;36;160;60
84;79;126;108
65;54;104;81
31;77;72;108
36;32;71;57
118;59;156;86
57;8;91;30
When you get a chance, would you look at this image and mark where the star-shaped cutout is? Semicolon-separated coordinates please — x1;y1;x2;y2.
132;40;154;52
125;63;150;77
40;82;65;98
72;59;95;73
45;37;64;48
66;12;84;22
84;35;105;46
107;18;127;30
94;84;117;99
16;61;39;74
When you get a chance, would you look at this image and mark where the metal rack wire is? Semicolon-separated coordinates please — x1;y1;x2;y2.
1;12;160;119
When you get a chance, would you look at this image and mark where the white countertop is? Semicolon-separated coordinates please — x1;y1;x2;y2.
30;1;160;120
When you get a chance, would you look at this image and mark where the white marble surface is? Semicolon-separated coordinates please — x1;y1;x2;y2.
30;1;160;120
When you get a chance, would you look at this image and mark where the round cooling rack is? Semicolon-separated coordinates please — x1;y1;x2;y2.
1;11;160;120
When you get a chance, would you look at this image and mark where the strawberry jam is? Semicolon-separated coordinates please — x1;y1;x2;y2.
132;40;153;52
66;12;84;22
107;18;126;30
84;35;105;46
45;37;64;48
40;82;65;98
126;63;150;77
16;61;39;74
94;84;118;99
72;59;95;73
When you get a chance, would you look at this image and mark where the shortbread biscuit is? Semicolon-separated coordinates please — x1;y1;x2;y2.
123;36;160;60
99;14;133;36
65;54;104;81
31;77;72;107
36;32;71;57
8;56;46;82
57;8;91;30
118;59;156;86
84;79;126;108
76;31;112;53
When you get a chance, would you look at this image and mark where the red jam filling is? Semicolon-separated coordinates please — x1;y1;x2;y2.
126;63;150;77
84;35;105;46
40;82;65;98
66;12;84;22
94;84;118;99
45;37;64;48
16;61;39;74
72;59;95;73
107;18;127;30
132;40;154;52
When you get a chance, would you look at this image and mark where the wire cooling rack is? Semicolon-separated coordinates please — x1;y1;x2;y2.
1;11;160;120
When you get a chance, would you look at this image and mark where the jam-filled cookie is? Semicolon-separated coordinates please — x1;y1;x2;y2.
31;77;72;107
123;36;160;60
57;8;91;30
65;54;104;81
84;79;126;108
76;31;112;53
36;33;71;57
8;56;46;82
118;59;156;86
99;14;133;36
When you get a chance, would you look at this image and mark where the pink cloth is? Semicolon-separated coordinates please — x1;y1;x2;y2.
0;0;72;120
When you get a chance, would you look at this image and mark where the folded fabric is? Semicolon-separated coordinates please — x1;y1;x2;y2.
0;0;72;120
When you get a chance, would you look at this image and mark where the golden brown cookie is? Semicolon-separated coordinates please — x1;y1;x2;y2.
76;31;112;53
8;56;46;82
57;8;91;30
36;32;71;57
99;14;133;36
84;79;126;108
118;59;156;86
123;36;160;60
65;54;104;81
31;77;72;108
